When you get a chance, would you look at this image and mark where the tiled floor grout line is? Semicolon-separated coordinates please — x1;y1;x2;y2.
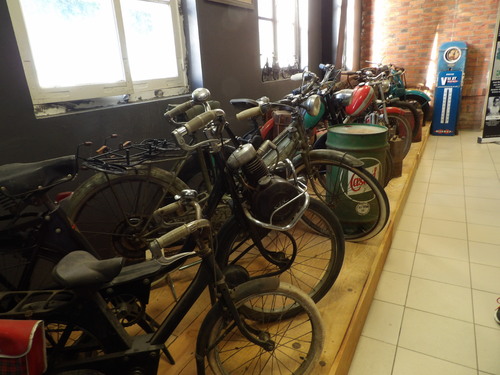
349;131;500;374
461;135;481;374
388;135;435;375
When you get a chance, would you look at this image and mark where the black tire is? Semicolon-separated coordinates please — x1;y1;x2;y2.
66;166;189;262
294;154;390;242
386;112;412;158
406;94;431;126
44;321;105;369
217;198;344;316
0;243;67;291
198;281;324;375
391;100;420;140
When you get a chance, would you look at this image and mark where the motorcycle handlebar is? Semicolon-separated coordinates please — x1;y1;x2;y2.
171;109;225;151
184;109;223;134
236;106;264;121
164;100;195;120
150;219;211;255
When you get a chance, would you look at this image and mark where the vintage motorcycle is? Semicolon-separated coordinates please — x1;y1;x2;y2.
344;62;432;131
232;70;391;242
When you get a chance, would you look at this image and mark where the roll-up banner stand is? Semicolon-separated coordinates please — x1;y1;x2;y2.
479;2;500;143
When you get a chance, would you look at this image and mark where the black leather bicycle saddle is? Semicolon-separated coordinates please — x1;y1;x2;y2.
0;155;77;197
230;98;259;110
53;251;124;289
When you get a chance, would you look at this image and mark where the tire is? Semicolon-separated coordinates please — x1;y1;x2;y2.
385;112;412;158
0;241;70;291
391;100;420;140
294;154;390;242
217;198;344;317
406;94;431;126
44;321;106;369
66;166;189;262
198;281;324;375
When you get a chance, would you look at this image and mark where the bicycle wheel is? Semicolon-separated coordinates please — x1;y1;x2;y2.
217;198;344;316
294;152;390;242
66;166;189;262
199;281;324;375
44;320;105;368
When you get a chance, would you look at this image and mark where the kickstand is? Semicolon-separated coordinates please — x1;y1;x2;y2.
166;273;178;301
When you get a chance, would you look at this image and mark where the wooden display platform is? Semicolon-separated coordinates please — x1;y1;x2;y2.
139;125;431;374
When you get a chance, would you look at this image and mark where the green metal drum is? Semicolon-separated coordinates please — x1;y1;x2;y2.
325;124;389;237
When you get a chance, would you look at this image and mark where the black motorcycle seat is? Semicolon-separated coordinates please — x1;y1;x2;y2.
230;98;259;110
0;155;77;197
53;251;124;289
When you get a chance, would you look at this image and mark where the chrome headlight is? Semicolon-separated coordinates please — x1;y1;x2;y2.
334;89;353;105
381;79;390;93
303;95;321;117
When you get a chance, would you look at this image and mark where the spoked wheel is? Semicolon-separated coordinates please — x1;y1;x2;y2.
67;166;189;263
218;198;344;317
385;113;413;158
294;155;390;242
390;100;420;140
199;282;324;375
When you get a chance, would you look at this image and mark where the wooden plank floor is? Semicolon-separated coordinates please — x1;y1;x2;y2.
136;125;431;374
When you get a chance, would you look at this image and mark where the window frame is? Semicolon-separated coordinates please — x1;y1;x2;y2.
7;0;188;106
257;0;307;81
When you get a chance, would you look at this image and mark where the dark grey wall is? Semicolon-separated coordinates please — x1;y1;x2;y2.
0;0;326;172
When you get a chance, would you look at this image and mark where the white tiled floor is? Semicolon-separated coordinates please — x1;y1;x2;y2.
348;130;500;375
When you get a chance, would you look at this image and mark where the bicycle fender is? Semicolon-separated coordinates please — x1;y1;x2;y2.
295;148;364;168
231;277;280;300
405;89;431;103
195;277;280;374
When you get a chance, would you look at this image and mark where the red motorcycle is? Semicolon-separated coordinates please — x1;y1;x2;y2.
233;65;413;160
331;69;414;158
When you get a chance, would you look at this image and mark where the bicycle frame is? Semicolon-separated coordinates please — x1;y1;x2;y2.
0;221;280;375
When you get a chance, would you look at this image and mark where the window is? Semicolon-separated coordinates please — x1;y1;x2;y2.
258;0;308;81
7;0;188;114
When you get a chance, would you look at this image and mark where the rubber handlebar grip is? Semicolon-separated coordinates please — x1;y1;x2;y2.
236;106;264;121
184;110;218;133
164;101;195;119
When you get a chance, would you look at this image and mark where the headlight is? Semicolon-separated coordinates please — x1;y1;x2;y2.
303;95;321;117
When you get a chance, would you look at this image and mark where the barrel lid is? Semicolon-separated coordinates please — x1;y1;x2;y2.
329;124;387;135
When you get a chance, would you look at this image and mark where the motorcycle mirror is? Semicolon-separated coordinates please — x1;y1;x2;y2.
303;95;321;117
192;88;211;103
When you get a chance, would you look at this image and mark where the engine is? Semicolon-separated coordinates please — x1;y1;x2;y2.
226;143;305;226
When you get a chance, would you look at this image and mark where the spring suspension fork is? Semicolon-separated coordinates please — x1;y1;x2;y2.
204;254;276;352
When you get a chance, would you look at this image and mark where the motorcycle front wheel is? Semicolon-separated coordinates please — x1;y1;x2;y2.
385;112;413;158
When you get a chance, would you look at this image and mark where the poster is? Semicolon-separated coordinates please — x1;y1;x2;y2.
479;6;500;143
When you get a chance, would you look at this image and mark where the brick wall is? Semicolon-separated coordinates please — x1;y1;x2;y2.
360;0;499;129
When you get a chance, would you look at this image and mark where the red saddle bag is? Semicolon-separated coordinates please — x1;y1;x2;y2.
0;320;46;375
